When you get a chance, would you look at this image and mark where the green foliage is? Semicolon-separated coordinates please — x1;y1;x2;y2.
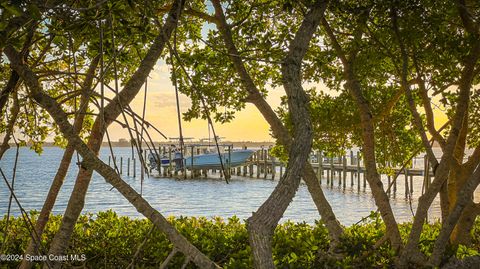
466;90;480;148
172;0;310;124
1;0;176;153
1;212;480;268
273;220;330;268
269;144;289;164
276;90;358;158
277;86;420;168
333;212;393;268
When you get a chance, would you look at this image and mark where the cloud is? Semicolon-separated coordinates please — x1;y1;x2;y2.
152;92;192;108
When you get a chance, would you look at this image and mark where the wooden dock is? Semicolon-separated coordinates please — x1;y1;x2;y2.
108;146;434;199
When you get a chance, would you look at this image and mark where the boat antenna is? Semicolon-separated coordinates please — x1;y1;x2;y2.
168;42;230;183
170;25;186;177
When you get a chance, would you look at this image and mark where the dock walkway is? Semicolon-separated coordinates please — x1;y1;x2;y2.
109;146;434;199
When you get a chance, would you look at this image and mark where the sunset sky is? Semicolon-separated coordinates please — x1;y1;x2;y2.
107;61;285;142
106;60;449;143
73;5;451;144
105;6;288;143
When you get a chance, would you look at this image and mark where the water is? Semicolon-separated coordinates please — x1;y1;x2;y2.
0;147;467;226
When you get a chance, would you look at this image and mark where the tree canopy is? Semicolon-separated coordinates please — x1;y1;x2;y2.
1;0;480;268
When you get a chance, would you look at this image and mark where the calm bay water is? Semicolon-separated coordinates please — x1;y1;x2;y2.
0;147;459;226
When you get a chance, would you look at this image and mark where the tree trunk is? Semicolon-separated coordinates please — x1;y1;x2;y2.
8;78;220;269
445;115;477;244
357;106;402;250
19;55;99;269
440;181;450;222
20;145;75;268
6;6;219;268
211;0;343;247
36;100;220;268
398;39;480;268
46;168;94;265
9;1;185;267
321;18;403;249
451;201;478;245
0;70;19;119
240;1;326;267
428;164;480;267
0;91;19;159
302;163;343;242
345;65;402;249
449;164;478;246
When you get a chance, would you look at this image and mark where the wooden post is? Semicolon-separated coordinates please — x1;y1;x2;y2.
191;145;195;179
356;152;361;189
338;156;342;186
133;158;136;178
242;146;248;177
393;170;397;194
160;147;164;176
141;155;145;183
256;151;260;178
317;151;323;183
263;149;268;179
108;156;111;166
330;157;334;187
326;156;330;185
168;148;172;177
405;169;409;198
410;174;414;194
387;175;391;197
259;149;263;174
350;165;354;186
120;157;123;175
279;163;283;178
342;155;347;188
271;156;276;180
127;158;130;176
363;172;367;188
227;145;232;180
427;160;431;189
424;155;430;191
350;150;354;165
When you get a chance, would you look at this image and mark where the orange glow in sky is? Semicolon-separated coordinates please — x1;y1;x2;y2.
107;63;285;142
106;62;449;143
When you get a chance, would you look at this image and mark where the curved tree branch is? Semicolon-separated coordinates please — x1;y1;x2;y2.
5;5;219;267
211;0;343;247
0;91;19;160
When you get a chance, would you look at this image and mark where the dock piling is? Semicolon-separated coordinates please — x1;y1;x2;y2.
120;157;123;175
318;151;323;183
133;158;136;178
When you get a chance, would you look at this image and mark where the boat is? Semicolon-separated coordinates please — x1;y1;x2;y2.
183;149;254;170
148;151;182;169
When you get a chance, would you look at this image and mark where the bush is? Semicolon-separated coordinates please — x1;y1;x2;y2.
0;211;479;268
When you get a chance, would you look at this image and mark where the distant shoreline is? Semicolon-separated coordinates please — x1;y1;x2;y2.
11;141;276;149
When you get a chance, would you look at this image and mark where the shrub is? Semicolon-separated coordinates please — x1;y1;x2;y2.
0;211;479;268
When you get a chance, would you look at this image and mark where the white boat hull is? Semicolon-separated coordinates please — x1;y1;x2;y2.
184;149;254;170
